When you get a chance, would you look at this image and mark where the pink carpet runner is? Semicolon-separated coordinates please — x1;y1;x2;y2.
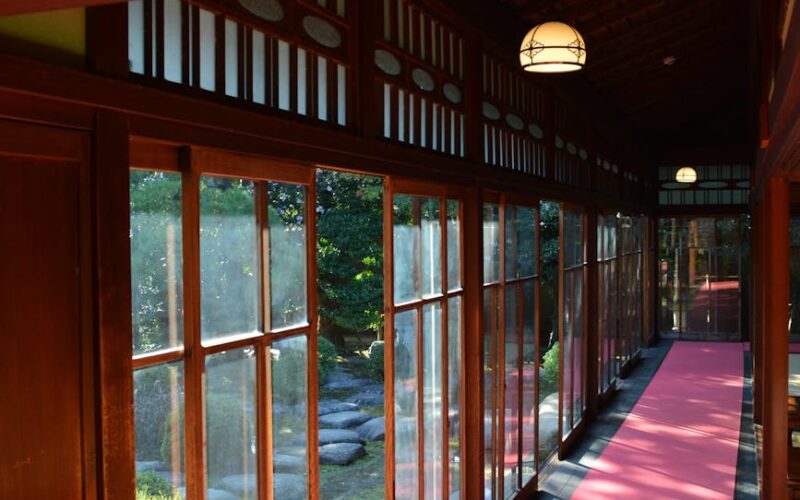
571;342;745;499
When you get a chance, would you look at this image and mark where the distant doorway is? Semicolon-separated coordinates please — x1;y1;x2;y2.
658;216;749;341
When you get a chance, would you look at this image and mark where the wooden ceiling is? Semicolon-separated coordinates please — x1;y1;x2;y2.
495;0;753;151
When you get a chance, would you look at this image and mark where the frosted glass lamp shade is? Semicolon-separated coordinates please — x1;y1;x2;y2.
675;166;697;183
519;21;587;73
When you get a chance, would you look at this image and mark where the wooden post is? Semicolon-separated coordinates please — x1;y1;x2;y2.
94;109;135;500
462;186;484;498
761;175;790;500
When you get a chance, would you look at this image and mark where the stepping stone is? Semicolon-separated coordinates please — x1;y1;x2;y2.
177;487;237;500
293;429;364;446
135;460;162;472
273;473;306;500
357;416;385;441
318;410;373;429
347;392;385;407
274;454;306;473
319;442;366;466
318;399;358;416
324;377;375;390
217;475;256;497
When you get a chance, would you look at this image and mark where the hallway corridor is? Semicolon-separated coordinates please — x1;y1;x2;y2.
541;342;757;499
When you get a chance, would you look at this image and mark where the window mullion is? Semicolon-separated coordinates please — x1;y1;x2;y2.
256;181;272;500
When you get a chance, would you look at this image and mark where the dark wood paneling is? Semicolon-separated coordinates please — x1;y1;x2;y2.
0;153;85;497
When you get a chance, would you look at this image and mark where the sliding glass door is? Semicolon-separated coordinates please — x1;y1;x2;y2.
560;205;586;443
387;180;464;499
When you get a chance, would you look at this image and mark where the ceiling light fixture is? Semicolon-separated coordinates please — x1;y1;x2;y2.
520;21;587;73
675;166;697;183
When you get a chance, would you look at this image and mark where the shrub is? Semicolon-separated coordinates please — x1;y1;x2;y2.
161;393;252;480
541;341;560;394
271;345;307;406
366;341;384;381
136;471;175;499
134;365;175;461
317;336;338;384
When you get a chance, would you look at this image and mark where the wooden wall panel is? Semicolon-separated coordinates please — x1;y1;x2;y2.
0;155;85;498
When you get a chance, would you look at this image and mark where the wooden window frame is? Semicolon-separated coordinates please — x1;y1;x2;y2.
481;192;541;500
383;177;467;500
129;142;319;500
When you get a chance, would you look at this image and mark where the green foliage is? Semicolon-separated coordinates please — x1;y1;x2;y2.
271;344;307;406
541;341;560;395
136;471;175;499
135;365;180;461
317;336;338;384
316;170;384;345
366;341;385;382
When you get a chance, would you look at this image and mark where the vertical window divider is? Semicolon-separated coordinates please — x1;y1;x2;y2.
255;181;272;500
557;205;565;453
306;171;321;500
413;197;425;500
496;198;506;500
533;204;541;474
440;197;450;499
383;177;396;500
183;147;207;500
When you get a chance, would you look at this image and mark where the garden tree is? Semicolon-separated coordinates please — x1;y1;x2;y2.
539;200;560;346
315;170;384;348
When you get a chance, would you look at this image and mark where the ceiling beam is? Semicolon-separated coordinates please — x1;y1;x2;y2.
521;0;621;23
0;0;125;16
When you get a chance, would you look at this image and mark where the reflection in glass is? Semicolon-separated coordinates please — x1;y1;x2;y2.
394;195;421;303
447;200;461;291
205;348;257;499
269;183;308;330
503;286;519;498
483;287;498;499
521;282;537;482
134;362;184;495
395;309;419;500
270;335;308;500
538;201;560;464
423;303;443;499
421;199;442;297
130;170;183;355
447;297;462;497
505;205;537;279
483;204;500;283
200;177;259;341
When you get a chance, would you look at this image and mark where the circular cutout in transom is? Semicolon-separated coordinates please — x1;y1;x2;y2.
411;68;435;92
303;16;342;48
482;102;501;120
239;0;284;22
505;113;525;131
528;123;544;139
443;83;462;104
374;49;402;76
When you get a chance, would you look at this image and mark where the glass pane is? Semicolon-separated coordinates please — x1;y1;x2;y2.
315;169;385;500
134;362;184;497
205;348;257;498
200;177;259;341
130;170;183;355
521;281;537;483
562;271;573;440
503;285;519;498
483;287;498;499
573;271;584;424
538;201;560;463
421;198;442;298
423;303;443;500
447;200;461;291
395;309;419;500
270;335;308;500
394;195;421;303
505;205;537;279
483;204;500;284
447;297;462;498
269;183;308;330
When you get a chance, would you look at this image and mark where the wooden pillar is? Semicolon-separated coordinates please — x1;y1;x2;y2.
94;109;135;499
753;197;763;425
762;175;790;500
462;186;484;498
